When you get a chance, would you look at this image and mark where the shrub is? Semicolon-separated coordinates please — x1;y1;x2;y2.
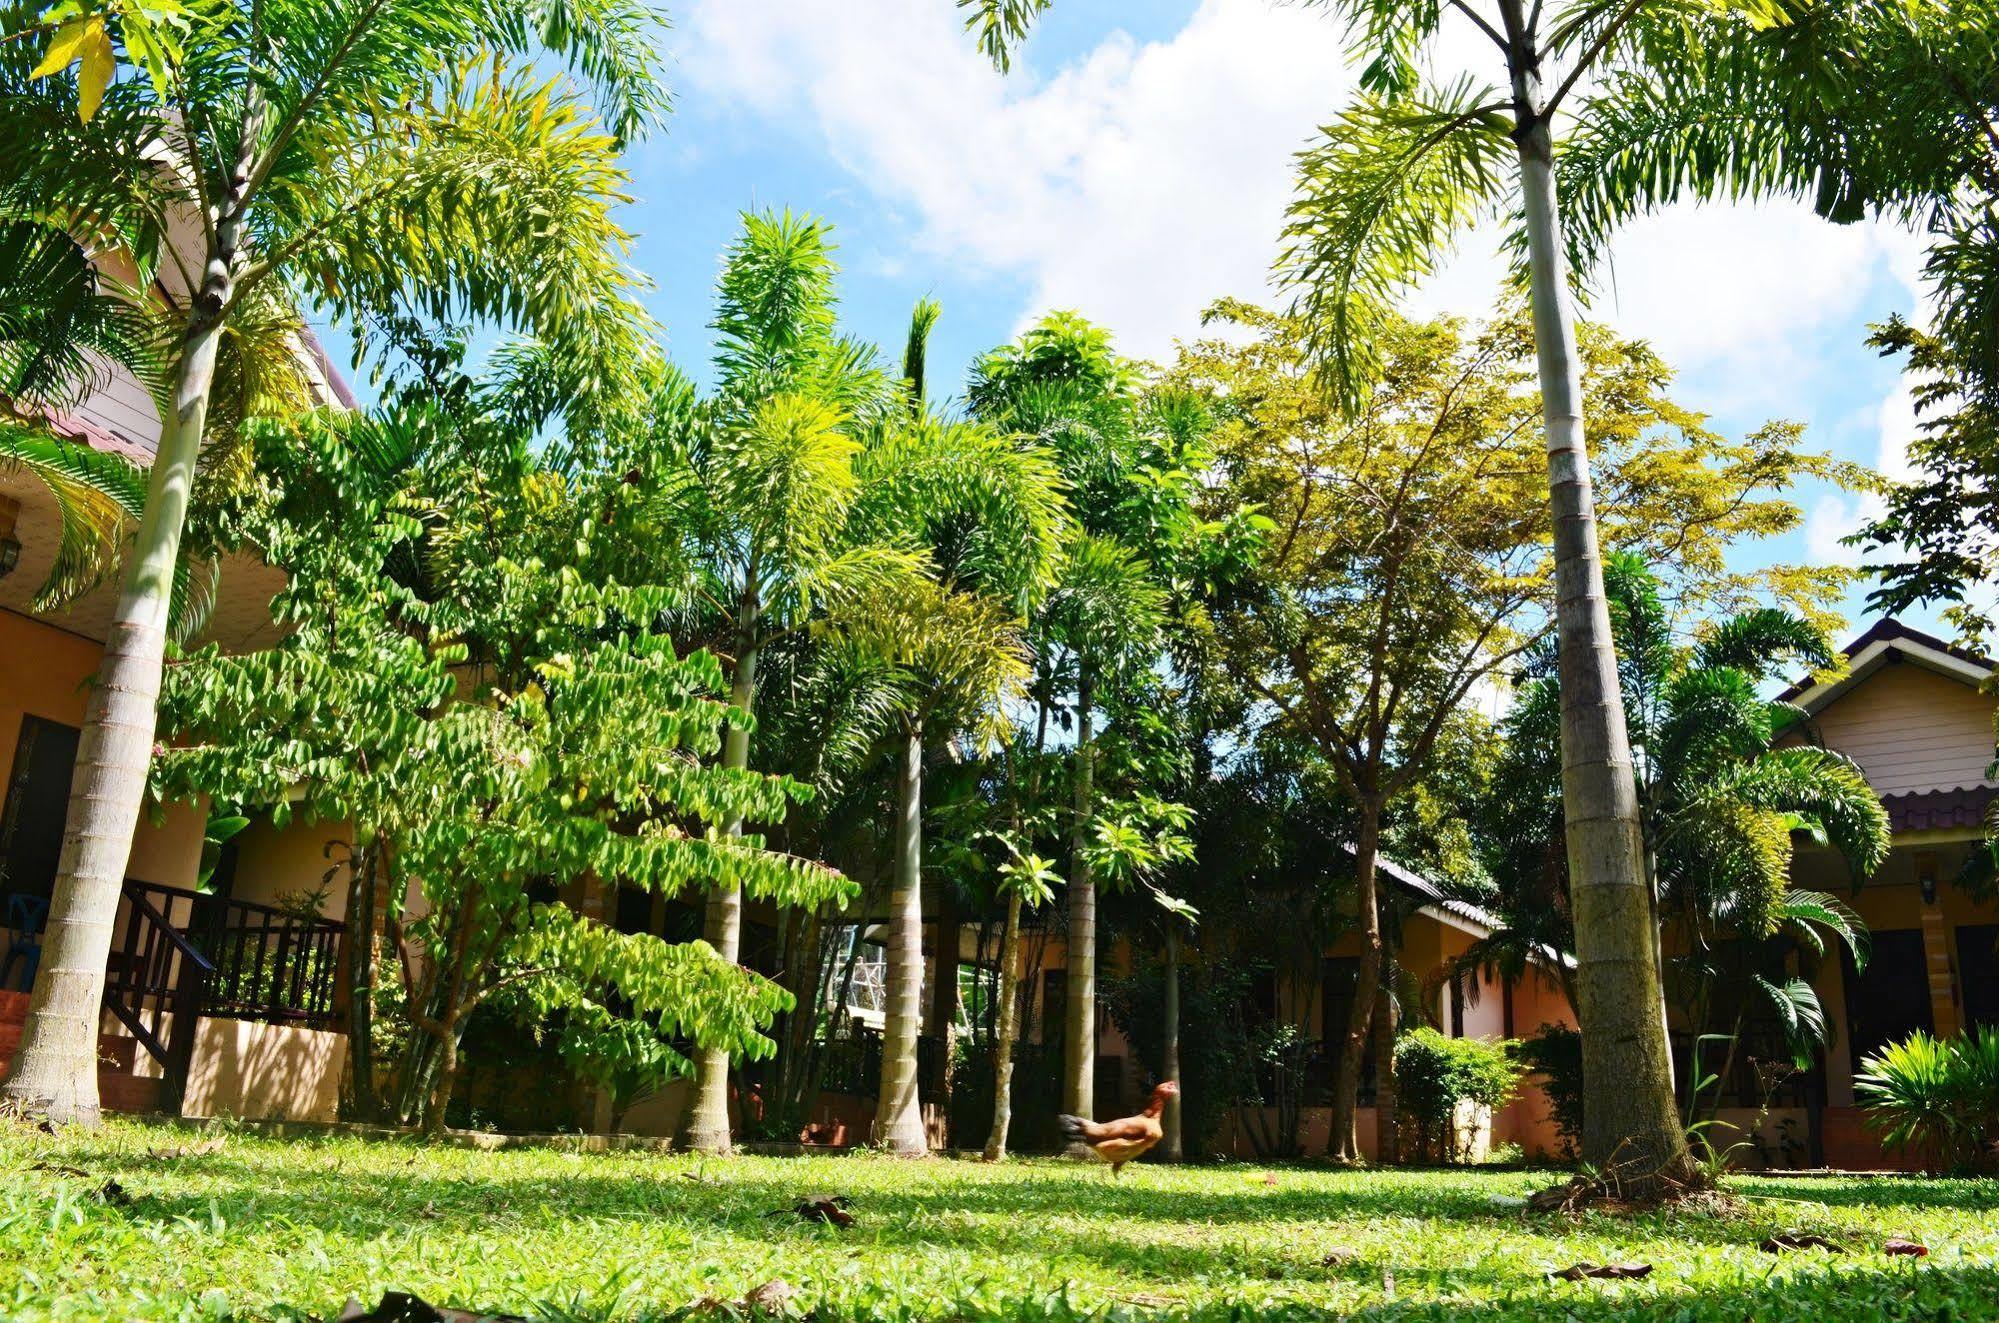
1856;1026;1999;1174
1394;1028;1520;1163
1513;1024;1583;1160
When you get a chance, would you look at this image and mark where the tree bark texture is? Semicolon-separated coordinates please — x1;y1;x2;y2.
1162;922;1183;1162
874;728;929;1155
680;619;760;1154
983;887;1025;1161
1505;14;1692;1189
1063;668;1097;1118
1328;801;1383;1162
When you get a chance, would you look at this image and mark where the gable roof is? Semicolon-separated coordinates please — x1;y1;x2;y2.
1778;617;1996;713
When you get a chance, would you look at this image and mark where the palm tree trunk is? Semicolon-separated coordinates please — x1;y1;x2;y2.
1063;667;1097;1117
1506;13;1692;1190
680;620;760;1155
983;886;1026;1160
1328;799;1384;1162
875;727;928;1155
1162;921;1183;1162
0;87;270;1125
0;324;226;1126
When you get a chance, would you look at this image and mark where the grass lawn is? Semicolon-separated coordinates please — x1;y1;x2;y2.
4;1119;1997;1321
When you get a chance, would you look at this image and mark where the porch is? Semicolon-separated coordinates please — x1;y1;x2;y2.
0;877;348;1122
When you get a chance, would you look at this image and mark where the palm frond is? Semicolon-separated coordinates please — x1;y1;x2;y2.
1278;76;1512;414
955;0;1052;73
1692;606;1834;678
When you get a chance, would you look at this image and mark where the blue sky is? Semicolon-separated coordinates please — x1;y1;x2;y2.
339;0;1943;641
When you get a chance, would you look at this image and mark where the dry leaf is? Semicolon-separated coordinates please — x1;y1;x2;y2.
742;1279;795;1312
1119;1292;1178;1309
337;1290;527;1322
1550;1262;1652;1281
1760;1232;1842;1253
1320;1247;1360;1267
29;1161;91;1178
1883;1238;1930;1257
776;1194;853;1227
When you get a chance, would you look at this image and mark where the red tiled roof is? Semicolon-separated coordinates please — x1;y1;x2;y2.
1882;786;1998;834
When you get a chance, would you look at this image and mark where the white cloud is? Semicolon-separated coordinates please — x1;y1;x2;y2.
676;0;1930;384
678;0;1350;359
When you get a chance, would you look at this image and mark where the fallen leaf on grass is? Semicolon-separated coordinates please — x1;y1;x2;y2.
1883;1239;1930;1257
690;1279;796;1316
1549;1262;1652;1281
337;1290;526;1322
1320;1247;1361;1267
768;1194;853;1227
29;1161;91;1178
1119;1292;1179;1309
1760;1232;1842;1253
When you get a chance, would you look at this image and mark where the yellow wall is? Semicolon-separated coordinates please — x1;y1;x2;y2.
0;608;205;890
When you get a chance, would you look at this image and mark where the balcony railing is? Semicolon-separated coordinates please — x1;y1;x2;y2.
111;879;343;1035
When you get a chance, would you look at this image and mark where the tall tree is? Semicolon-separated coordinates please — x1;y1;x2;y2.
847;301;1069;1154
1178;300;1870;1160
642;211;918;1152
1270;0;1802;1191
0;0;661;1124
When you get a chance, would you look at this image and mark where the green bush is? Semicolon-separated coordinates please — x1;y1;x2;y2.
1855;1026;1999;1173
1394;1027;1520;1163
1514;1023;1583;1160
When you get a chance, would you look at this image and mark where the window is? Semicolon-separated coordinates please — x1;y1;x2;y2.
1040;969;1066;1046
1843;930;1935;1067
1958;925;1999;1034
614;884;653;936
0;716;81;903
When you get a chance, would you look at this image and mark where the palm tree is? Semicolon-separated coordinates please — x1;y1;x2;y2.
1459;555;1889;1134
642;212;920;1153
0;0;661;1124
966;315;1171;1119
847;302;1069;1154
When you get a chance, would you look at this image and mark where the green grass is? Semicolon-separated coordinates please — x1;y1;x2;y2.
4;1119;1997;1321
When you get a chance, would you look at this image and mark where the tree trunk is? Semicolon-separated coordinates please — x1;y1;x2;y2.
0;325;227;1126
1327;801;1383;1162
928;878;959;1113
680;621;760;1154
1507;21;1693;1191
1063;667;1097;1118
1372;947;1401;1165
874;728;929;1155
1162;922;1183;1162
983;887;1025;1161
344;836;381;1123
421;1023;459;1137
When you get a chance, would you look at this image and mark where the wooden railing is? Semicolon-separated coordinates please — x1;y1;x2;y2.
114;879;344;1031
102;881;216;1108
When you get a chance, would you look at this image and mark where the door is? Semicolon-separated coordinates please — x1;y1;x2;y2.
0;715;81;903
1958;925;1999;1034
1842;930;1935;1068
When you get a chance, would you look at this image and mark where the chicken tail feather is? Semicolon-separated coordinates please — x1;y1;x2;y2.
1055;1114;1095;1158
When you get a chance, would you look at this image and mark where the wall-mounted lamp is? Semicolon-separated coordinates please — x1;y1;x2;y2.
0;495;20;580
1917;850;1939;906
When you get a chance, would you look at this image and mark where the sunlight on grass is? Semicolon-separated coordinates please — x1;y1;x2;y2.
3;1119;1996;1320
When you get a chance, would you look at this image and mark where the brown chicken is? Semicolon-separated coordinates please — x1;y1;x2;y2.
1056;1080;1179;1177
